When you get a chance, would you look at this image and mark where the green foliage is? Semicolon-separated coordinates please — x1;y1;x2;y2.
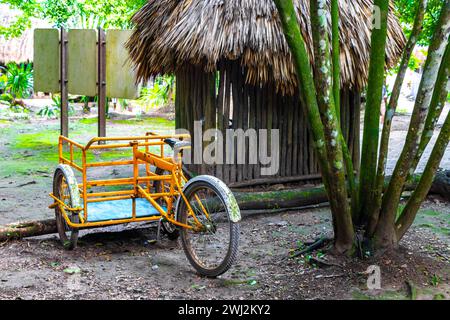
37;94;74;118
394;0;445;45
118;98;129;111
0;0;147;37
0;0;36;39
430;274;442;287
407;52;422;71
0;63;33;99
37;95;60;118
138;75;175;109
0;92;14;105
0;73;7;92
37;104;59;118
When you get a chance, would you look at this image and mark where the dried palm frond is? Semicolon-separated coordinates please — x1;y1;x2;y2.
127;0;406;95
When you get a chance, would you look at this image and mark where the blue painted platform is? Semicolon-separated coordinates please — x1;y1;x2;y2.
86;198;163;222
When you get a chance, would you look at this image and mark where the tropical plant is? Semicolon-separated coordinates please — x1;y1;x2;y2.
0;73;7;92
0;92;14;106
37;104;59;118
395;0;446;45
37;94;61;118
274;0;449;255
118;98;130;111
138;75;176;109
1;0;147;37
79;95;91;113
408;51;423;71
0;92;29;113
0;63;33;99
37;94;74;118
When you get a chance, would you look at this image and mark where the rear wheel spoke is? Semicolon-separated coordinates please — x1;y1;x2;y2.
178;177;239;277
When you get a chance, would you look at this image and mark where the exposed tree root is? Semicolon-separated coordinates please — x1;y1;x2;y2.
290;236;333;258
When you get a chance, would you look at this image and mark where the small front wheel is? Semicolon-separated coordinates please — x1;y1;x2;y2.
53;165;80;250
176;176;240;277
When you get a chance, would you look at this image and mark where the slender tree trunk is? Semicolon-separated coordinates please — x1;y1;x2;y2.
410;42;450;172
330;0;358;218
310;0;354;253
368;0;427;236
358;0;390;225
331;0;340;119
273;0;335;227
396;110;450;239
272;0;329;169
375;0;450;248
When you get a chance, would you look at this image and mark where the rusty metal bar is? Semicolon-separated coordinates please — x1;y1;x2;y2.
60;27;69;138
97;27;106;143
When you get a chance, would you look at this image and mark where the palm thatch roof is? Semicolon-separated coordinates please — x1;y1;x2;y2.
0;4;50;65
127;0;406;94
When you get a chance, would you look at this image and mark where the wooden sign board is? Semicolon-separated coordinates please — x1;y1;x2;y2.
67;29;98;96
106;30;139;99
34;29;139;98
33;29;60;93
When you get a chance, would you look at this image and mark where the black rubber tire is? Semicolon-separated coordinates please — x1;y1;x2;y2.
53;168;80;250
177;176;239;277
154;168;180;240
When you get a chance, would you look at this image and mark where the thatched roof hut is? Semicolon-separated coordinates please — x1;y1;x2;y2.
127;0;406;185
128;0;405;94
0;4;50;65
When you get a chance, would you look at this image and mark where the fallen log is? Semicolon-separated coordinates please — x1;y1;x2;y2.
0;219;56;242
234;185;328;210
0;171;448;241
430;170;450;201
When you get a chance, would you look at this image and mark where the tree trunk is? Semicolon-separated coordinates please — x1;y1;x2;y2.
273;0;339;247
358;0;390;223
396;109;450;239
410;42;450;173
378;1;450;239
369;0;427;236
309;0;353;254
331;0;340;120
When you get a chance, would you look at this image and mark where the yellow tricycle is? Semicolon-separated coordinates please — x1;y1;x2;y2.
49;133;240;277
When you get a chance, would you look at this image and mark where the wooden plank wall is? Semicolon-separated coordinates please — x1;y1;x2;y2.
176;61;361;185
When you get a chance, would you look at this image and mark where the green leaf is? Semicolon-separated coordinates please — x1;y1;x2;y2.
63;267;81;274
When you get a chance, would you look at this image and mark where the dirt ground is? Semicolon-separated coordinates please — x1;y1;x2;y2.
0;198;448;300
0;107;449;300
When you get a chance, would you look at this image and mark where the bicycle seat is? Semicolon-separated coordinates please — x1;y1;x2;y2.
164;138;179;149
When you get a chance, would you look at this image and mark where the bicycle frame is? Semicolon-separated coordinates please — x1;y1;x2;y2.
49;132;205;230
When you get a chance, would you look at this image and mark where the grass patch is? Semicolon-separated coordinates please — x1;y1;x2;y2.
0;116;176;177
111;117;175;129
78;117;98;125
94;149;133;161
352;290;408;300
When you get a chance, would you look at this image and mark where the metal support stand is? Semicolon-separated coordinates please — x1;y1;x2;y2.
97;27;107;144
60;27;69;138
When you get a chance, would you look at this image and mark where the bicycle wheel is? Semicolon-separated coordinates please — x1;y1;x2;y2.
53;165;80;250
154;167;179;240
176;175;240;277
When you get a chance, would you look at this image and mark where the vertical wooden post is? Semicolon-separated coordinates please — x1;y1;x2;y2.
97;27;107;142
352;91;361;174
60;27;69;138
